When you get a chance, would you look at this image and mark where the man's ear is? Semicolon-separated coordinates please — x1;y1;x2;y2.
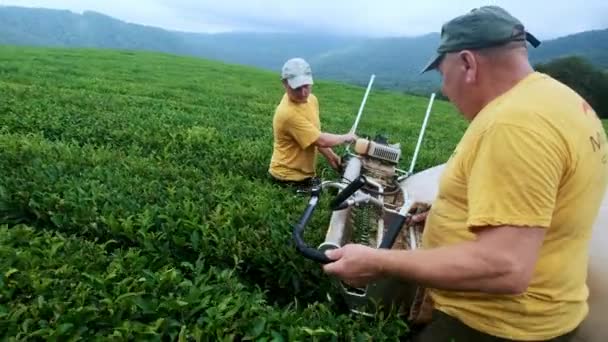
459;50;478;83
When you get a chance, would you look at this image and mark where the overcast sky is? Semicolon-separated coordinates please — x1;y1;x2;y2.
2;0;607;39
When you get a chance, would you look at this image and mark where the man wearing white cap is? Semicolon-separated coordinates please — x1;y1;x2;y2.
268;57;357;189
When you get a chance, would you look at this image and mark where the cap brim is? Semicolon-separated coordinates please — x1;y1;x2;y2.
420;52;443;74
287;75;313;89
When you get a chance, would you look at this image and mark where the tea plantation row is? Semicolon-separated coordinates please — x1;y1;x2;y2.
0;45;466;340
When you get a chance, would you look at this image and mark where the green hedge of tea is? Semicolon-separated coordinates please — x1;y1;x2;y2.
0;45;467;340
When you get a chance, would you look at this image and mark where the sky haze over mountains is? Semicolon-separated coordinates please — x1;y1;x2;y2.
0;3;606;96
5;0;608;39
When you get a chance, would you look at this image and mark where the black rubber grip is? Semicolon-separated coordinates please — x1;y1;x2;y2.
292;196;332;264
330;175;367;210
378;215;406;249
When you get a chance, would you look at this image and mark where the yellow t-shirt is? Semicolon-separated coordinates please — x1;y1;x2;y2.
422;72;608;340
268;93;321;181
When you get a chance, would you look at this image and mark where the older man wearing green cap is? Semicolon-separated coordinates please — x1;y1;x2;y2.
322;5;608;341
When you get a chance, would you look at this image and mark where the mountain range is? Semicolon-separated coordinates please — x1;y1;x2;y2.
1;5;606;94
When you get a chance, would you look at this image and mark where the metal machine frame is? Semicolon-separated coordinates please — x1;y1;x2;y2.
291;74;436;322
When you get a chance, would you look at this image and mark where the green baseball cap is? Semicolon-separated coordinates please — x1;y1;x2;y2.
420;6;541;74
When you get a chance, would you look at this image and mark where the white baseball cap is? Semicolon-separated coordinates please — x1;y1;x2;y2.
281;58;314;89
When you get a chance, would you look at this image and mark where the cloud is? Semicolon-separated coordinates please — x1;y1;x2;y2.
4;0;607;39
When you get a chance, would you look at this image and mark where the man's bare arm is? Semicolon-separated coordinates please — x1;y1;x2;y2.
314;133;357;148
318;147;341;171
324;225;545;295
380;225;545;294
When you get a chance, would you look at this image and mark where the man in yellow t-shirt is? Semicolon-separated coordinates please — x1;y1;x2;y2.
268;58;357;189
321;6;608;341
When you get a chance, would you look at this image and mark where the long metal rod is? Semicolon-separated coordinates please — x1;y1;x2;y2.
349;74;376;135
408;92;436;174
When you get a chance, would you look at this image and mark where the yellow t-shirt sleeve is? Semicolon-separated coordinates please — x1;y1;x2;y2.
285;113;321;149
466;123;565;229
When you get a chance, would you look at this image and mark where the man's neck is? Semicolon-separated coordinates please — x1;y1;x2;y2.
287;94;309;105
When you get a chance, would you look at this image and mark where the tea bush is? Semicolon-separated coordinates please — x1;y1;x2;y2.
0;45;470;340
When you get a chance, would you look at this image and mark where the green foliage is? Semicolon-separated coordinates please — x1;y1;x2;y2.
0;45;465;340
529;29;608;69
1;34;607;342
0;224;409;340
1;6;606;95
535;55;608;118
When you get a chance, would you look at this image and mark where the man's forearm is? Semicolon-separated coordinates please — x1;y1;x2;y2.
318;147;333;156
376;242;523;294
315;133;350;147
318;147;340;170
